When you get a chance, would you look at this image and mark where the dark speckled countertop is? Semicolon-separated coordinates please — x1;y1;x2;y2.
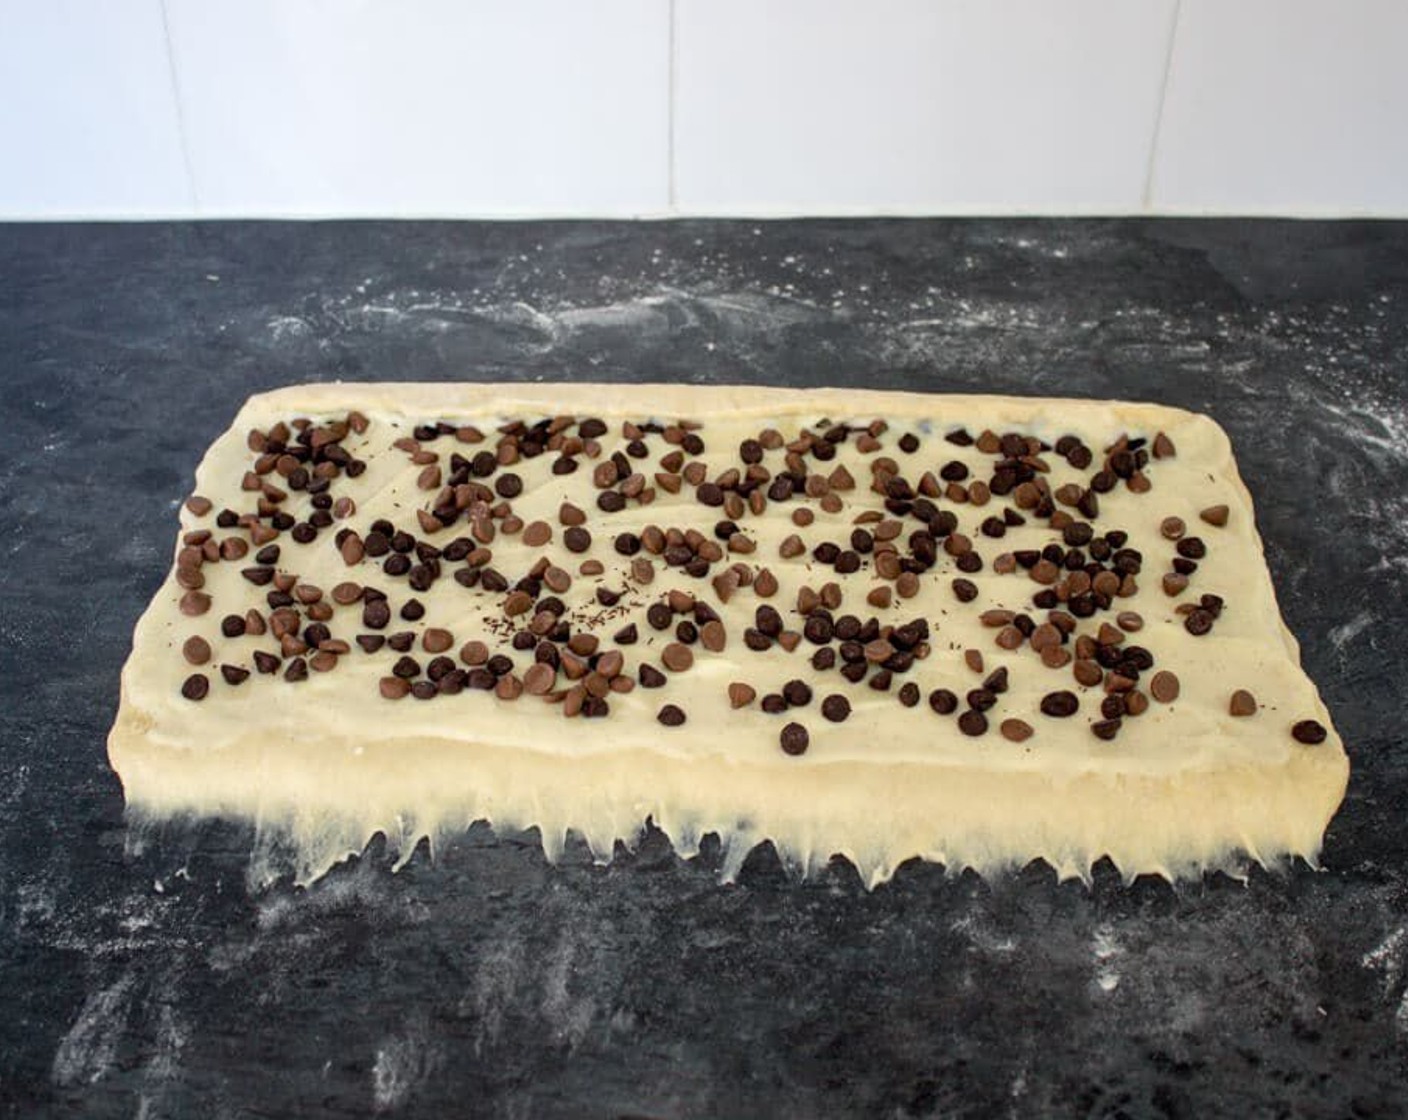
2;219;1407;1119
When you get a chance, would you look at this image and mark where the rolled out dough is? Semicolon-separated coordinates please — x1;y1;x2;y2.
107;384;1348;885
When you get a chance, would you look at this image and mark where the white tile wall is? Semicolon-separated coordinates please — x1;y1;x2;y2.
1151;0;1408;214
163;0;670;216
673;0;1178;213
1;0;1407;217
0;0;192;217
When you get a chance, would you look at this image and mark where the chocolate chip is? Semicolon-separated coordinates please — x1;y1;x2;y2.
1184;609;1215;636
639;664;666;688
220;665;250;686
728;682;756;708
252;650;281;673
982;667;1009;694
658;704;687;727
957;709;988;736
1291;719;1327;744
761;693;788;714
951;578;979;603
182;636;211;665
744;628;772;652
1224;689;1257;716
1200;504;1229;527
1000;718;1033;743
756;604;784;638
422;628;453;653
928;688;958;715
180;673;209;701
1149;671;1180;703
563;527;592;553
1101;695;1126;720
179;590;212;616
780;722;810;755
782;679;813;707
614;623;638;645
379;677;411;700
661;643;694;672
1040;690;1079;717
523;663;556;695
966;688;996;712
1091;718;1122;741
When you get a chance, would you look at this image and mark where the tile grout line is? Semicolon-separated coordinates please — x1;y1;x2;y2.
667;0;678;212
1142;0;1182;213
158;0;200;212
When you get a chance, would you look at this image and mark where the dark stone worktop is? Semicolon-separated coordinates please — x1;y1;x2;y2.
2;219;1406;1117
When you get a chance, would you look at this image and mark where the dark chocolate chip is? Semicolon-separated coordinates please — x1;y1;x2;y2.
658;704;687;727
780;722;810;756
957;709;988;736
1292;719;1328;744
783;679;813;707
180;673;209;701
1040;690;1080;717
928;688;958;715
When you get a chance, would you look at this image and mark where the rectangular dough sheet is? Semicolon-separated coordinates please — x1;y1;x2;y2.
108;383;1348;884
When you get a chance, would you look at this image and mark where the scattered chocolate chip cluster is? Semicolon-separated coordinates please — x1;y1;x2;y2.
172;410;1329;756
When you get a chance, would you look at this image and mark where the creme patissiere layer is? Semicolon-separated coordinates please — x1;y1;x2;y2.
108;383;1349;885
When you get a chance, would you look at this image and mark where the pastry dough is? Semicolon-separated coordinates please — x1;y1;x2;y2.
107;383;1349;885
